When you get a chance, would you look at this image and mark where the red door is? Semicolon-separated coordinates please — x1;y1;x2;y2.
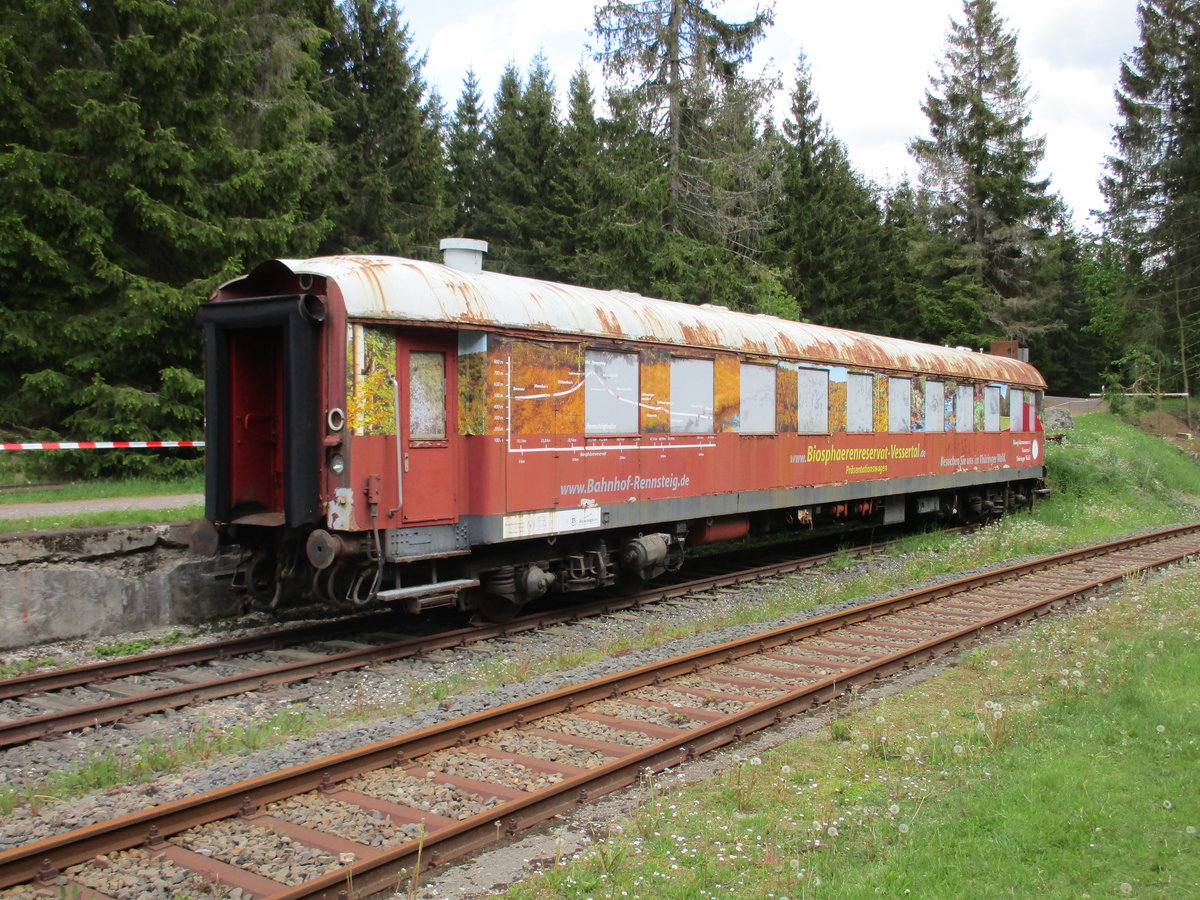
228;325;284;517
397;332;458;523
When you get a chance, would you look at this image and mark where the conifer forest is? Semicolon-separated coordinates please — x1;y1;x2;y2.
1;0;1198;475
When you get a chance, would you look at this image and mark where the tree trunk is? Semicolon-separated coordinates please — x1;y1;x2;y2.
666;0;682;232
1176;281;1193;430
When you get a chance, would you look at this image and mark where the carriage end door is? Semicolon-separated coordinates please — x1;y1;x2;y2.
397;331;458;524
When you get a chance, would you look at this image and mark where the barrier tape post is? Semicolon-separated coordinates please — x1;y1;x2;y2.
0;441;205;451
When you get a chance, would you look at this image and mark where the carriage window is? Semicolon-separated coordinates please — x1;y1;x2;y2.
796;368;829;433
739;364;776;433
925;380;945;432
585;350;639;434
1010;388;1025;432
889;377;912;433
670;357;714;433
409;351;445;440
955;384;975;432
847;373;874;433
984;386;1001;432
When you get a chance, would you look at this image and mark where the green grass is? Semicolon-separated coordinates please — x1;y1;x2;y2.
0;708;327;816
0;474;203;505
0;505;203;534
92;629;200;658
0;657;62;679
503;568;1200;900
0;473;203;531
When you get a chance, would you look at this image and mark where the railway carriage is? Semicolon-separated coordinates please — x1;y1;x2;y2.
195;243;1047;619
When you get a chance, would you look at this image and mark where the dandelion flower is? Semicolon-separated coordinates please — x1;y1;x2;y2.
876;716;886;724
898;823;910;834
1186;825;1196;836
1163;800;1174;810
827;825;839;837
953;744;964;754
1156;724;1166;733
888;804;900;815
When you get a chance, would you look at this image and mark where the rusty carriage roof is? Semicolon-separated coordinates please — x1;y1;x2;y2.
246;255;1046;388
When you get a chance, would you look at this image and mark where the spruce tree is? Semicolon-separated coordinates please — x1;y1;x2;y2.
591;0;776;248
475;58;566;278
1102;0;1200;410
447;69;488;235
0;0;330;473
908;0;1058;340
771;56;889;331
320;0;446;254
553;69;607;286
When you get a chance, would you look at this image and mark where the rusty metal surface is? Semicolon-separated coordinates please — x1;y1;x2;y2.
3;524;1196;899
222;256;1046;388
0;612;402;701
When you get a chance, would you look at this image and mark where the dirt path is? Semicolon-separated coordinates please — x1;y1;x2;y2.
0;494;202;521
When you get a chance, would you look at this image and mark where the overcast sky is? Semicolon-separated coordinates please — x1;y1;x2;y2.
402;0;1142;229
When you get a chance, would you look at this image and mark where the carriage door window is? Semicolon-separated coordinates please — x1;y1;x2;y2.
670;357;714;433
738;364;776;433
847;373;874;433
797;368;829;433
585;350;639;434
409;351;447;440
955;384;975;432
984;386;1001;432
926;381;945;432
1010;389;1025;431
889;378;912;433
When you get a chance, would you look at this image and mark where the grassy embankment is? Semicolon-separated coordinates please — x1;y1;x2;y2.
1;412;1198;854
499;413;1200;899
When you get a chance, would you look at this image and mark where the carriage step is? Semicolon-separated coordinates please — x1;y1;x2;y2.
375;578;480;613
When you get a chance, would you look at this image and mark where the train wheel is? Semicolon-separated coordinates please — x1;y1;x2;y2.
245;555;278;609
322;563;360;608
475;591;525;623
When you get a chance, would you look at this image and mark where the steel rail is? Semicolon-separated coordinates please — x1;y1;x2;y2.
0;524;1196;896
0;537;891;747
0;525;904;700
0;611;410;700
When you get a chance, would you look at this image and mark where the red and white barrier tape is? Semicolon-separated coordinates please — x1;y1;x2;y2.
0;441;205;451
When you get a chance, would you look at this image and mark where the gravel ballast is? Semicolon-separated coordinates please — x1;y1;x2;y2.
0;525;1192;900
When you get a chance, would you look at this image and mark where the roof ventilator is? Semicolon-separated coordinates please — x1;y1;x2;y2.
439;238;489;273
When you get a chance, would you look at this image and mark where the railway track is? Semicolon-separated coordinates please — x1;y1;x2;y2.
0;524;1196;900
0;532;895;748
